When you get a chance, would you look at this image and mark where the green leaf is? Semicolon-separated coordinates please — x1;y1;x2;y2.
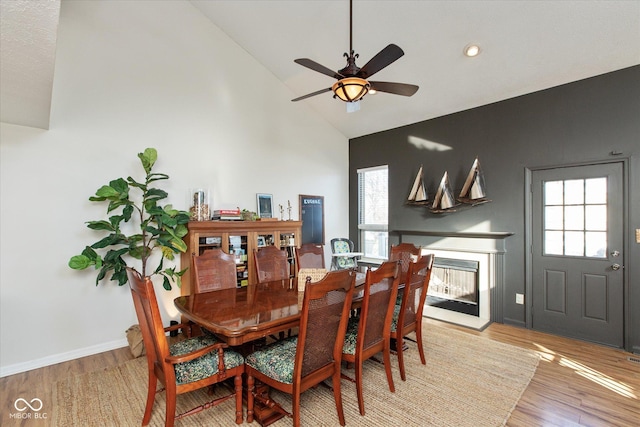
154;259;163;274
69;255;91;270
94;185;119;199
112;268;128;286
162;275;172;291
147;173;169;183
174;224;188;238
171;237;188;253
144;226;160;236
122;204;133;222
128;246;146;260
127;177;146;191
109;178;129;196
86;220;115;232
145;188;168;201
80;246;99;260
91;234;127;249
139;148;157;174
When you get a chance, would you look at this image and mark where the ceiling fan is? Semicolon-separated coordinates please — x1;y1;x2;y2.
292;0;419;103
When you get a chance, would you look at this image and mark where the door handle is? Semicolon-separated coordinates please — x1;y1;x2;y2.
611;263;621;271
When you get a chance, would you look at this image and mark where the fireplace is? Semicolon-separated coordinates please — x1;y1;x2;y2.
393;229;513;330
428;257;479;317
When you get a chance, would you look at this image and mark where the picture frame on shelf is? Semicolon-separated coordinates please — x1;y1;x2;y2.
257;236;267;247
256;193;274;218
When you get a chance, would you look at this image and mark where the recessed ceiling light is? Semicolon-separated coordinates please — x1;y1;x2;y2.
464;44;481;57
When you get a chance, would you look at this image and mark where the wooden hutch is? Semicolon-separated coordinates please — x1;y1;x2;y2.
180;220;302;295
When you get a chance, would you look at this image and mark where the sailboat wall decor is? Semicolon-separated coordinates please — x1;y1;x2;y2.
430;171;459;213
406;165;429;205
458;157;491;206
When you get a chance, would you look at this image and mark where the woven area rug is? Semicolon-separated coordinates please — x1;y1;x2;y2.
52;325;539;426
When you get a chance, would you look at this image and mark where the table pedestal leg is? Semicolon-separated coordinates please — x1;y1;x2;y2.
244;377;289;426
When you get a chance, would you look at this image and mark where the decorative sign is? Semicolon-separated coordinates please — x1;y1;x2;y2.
299;195;324;244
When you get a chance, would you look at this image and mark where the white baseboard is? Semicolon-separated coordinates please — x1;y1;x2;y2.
0;338;128;378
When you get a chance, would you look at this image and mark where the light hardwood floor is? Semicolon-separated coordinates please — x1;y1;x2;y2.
1;319;638;426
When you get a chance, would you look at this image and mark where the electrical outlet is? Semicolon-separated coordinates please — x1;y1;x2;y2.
636;229;640;244
515;293;525;305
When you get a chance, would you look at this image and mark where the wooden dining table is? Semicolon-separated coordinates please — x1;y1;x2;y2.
174;272;366;346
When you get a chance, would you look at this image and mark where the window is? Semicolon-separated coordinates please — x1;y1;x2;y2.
358;165;388;259
543;177;607;258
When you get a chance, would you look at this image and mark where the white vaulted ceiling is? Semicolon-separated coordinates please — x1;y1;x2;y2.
0;0;60;130
1;1;639;137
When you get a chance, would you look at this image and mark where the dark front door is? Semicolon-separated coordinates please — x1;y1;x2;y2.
531;163;624;347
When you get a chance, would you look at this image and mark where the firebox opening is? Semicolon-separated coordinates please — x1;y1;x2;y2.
427;257;479;317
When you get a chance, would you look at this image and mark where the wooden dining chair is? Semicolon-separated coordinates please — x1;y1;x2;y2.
127;269;245;426
341;260;400;416
389;243;422;283
245;270;357;427
295;243;325;270
390;254;434;381
193;248;238;292
253;245;290;283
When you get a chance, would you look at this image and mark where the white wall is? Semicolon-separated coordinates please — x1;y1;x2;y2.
0;0;348;376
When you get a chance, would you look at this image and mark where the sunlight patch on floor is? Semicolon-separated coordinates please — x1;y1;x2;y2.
531;342;637;399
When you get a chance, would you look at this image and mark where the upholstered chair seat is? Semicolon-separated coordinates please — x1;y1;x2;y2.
245;336;298;384
341;315;360;355
170;335;245;385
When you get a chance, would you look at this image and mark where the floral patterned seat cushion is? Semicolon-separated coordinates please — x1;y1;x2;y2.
170;335;244;385
245;336;298;384
390;303;402;333
342;316;361;355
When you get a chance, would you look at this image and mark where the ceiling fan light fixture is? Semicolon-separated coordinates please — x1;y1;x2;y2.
332;77;370;102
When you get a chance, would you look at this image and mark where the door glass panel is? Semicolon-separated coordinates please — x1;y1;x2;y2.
544;231;564;255
545;206;563;229
564;206;584;230
585;178;607;204
564;179;584;204
564;231;584;256
543;176;607;258
585;231;607;257
544;181;563;205
585;205;606;231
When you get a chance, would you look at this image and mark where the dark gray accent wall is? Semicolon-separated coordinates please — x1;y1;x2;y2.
349;65;640;352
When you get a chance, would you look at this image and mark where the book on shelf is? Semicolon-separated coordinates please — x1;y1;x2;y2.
212;215;242;220
211;208;242;220
213;209;241;215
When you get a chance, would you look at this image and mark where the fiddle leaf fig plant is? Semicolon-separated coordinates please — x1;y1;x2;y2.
68;148;190;290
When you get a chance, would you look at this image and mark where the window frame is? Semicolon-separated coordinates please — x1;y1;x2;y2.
357;165;389;261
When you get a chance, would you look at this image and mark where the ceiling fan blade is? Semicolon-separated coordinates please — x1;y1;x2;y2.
294;58;344;80
357;44;404;79
292;87;333;102
369;81;419;97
